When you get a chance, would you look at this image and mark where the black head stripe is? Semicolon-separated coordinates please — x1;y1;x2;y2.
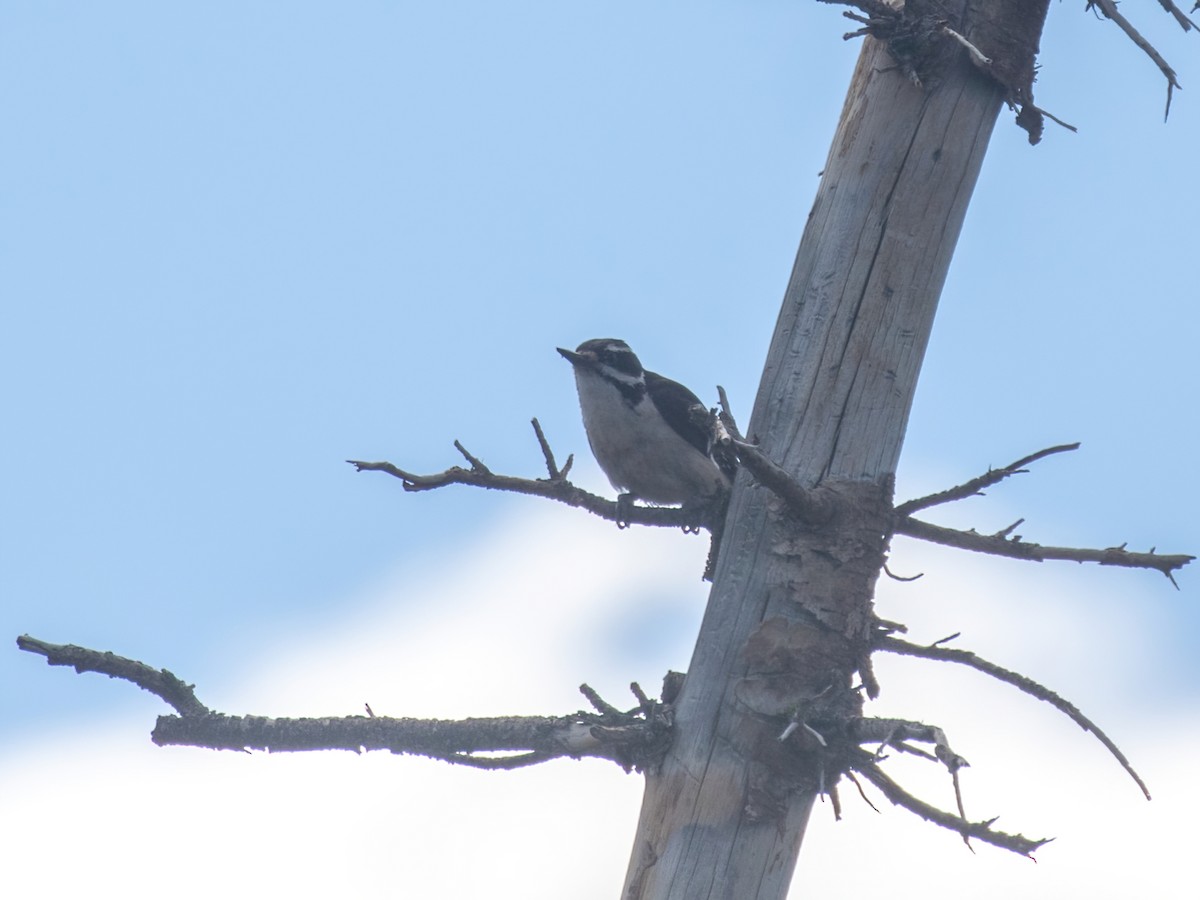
602;345;642;379
613;378;647;407
576;338;643;378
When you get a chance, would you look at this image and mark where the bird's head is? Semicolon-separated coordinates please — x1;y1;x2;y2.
557;338;645;383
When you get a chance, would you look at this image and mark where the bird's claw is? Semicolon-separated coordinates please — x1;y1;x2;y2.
616;493;635;529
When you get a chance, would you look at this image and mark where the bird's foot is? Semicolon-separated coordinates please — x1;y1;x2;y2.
616;493;635;529
682;489;729;535
677;501;709;534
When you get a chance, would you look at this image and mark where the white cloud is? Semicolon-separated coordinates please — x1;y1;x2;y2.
2;508;1193;899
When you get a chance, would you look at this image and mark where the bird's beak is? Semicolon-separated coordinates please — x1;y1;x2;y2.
557;347;589;367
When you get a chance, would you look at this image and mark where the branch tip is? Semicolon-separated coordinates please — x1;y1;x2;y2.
1086;0;1185;116
17;635;210;718
530;418;565;480
898;516;1192;579
896;442;1079;516
853;756;1050;856
879;635;1152;800
884;563;924;582
453;440;490;473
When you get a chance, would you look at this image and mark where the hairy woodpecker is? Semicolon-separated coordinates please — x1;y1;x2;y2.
557;338;731;518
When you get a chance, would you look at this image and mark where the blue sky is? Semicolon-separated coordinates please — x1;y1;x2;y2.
3;3;1197;897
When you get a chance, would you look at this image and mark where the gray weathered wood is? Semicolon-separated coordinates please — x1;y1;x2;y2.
621;29;1007;899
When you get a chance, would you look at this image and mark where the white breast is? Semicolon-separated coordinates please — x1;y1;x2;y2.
573;371;727;505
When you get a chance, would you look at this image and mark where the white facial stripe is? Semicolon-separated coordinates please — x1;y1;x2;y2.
598;365;643;387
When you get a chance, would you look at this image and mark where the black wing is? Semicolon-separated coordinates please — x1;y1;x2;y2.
645;370;710;457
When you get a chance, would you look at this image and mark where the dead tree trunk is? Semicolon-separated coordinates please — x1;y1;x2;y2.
621;15;1024;898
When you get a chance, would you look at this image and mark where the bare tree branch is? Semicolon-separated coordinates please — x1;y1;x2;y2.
150;711;671;770
695;387;839;527
851;753;1052;856
347;419;723;532
14;629;1117;858
888;441;1192;580
878;635;1151;799
783;705;1026;853
895;442;1080;516
851;717;969;773
853;715;971;840
154;711;593;755
895;516;1193;583
1156;0;1199;31
17;636;674;773
1086;0;1185;119
816;0;895;19
731;439;838;525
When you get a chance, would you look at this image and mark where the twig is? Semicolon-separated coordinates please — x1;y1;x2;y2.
872;617;909;637
895;516;1193;584
816;0;898;20
579;683;626;718
1086;0;1183;120
730;439;837;525
803;722;829;747
879;635;1151;799
716;385;736;430
950;767;970;848
895;443;1080;516
453;440;490;474
993;519;1024;539
630;682;654;717
844;769;880;813
852;754;1051;856
858;652;882;701
705;388;840;528
828;780;843;820
850;716;977;849
942;25;991;66
445;751;558;770
1156;0;1198;31
851;717;969;773
1029;104;1078;133
531;418;572;481
883;564;924;582
16;635;209;717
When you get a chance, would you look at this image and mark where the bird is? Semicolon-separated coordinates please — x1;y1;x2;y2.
557;338;731;525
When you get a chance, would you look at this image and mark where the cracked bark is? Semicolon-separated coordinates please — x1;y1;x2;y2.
620;26;1011;899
